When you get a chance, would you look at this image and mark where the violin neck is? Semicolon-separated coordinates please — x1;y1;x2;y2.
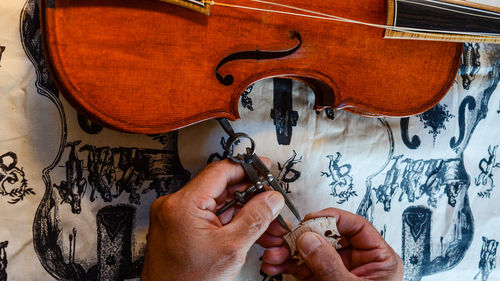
385;0;500;43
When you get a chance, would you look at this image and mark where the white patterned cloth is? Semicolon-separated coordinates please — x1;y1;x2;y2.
1;1;500;280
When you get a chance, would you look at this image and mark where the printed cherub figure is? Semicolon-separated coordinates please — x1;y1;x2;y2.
476;145;500;188
0;152;32;204
321;153;353;198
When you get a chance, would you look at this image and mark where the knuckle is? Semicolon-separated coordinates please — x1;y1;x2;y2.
376;248;393;263
192;194;215;210
192;195;206;207
206;160;229;173
162;194;176;210
150;197;163;215
204;160;234;179
378;250;404;281
149;199;164;222
389;250;404;269
206;160;221;170
150;194;175;221
376;247;403;272
357;214;372;226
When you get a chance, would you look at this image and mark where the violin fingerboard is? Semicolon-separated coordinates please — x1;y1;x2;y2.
385;0;500;43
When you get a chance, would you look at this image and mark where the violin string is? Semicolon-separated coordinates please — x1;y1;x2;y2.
253;0;500;22
201;0;500;38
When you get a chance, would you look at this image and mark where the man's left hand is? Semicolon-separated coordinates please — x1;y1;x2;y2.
141;159;285;281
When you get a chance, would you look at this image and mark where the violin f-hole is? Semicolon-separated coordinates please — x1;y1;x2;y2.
215;31;303;86
450;95;476;150
401;117;421;150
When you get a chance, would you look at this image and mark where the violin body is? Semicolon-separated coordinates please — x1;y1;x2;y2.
42;0;462;133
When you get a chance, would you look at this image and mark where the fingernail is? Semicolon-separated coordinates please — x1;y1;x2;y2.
298;232;321;256
266;192;284;216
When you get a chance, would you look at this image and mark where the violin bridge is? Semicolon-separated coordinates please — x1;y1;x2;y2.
156;0;210;15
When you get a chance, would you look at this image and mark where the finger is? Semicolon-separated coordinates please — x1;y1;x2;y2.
185;159;246;198
262;246;290;265
261;262;289;277
350;248;403;280
350;247;391;268
283;262;313;280
215;181;249;206
304;208;385;250
351;259;404;281
337;247;353;269
261;260;307;277
187;157;271;198
216;179;271;211
224;191;284;252
256;218;290;248
297;232;360;281
215;189;229;208
216;202;244;225
265;218;292;236
256;232;285;248
226;181;252;196
260;157;272;169
217;206;236;225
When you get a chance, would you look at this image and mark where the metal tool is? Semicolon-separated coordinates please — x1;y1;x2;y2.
216;118;302;231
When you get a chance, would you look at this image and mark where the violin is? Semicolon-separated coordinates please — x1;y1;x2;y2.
40;0;498;134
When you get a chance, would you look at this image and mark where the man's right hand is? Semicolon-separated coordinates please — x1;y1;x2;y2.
258;208;403;281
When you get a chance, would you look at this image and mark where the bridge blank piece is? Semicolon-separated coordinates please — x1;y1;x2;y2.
284;217;341;265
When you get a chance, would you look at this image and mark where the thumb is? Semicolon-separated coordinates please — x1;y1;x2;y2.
297;232;359;281
226;191;284;250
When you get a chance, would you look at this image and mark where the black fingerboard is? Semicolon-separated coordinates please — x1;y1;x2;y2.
394;0;500;35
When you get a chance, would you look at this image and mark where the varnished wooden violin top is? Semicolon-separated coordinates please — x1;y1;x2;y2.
42;0;463;133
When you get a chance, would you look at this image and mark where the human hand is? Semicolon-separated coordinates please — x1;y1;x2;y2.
141;159;285;281
259;208;403;281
